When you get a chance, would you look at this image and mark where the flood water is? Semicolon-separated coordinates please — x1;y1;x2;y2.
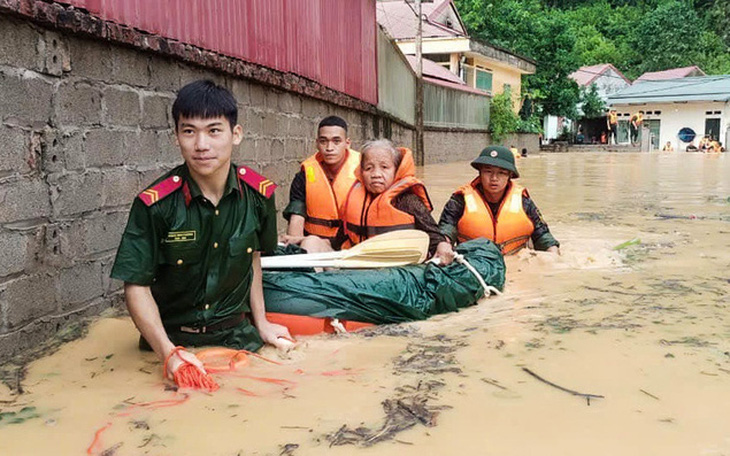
1;152;729;456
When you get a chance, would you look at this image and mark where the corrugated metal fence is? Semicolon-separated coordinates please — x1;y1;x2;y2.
424;83;490;129
57;0;378;104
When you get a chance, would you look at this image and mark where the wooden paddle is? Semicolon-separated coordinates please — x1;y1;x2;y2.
261;230;429;269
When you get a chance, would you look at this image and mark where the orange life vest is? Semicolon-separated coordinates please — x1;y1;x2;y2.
342;148;432;246
301;149;361;240
456;178;534;255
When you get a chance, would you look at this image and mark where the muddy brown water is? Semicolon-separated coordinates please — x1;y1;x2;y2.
1;152;729;455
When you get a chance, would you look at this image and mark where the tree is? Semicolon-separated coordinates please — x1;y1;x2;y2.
579;84;606;119
489;91;520;143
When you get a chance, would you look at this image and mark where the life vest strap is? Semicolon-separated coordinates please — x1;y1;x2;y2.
305;216;342;228
346;222;416;238
499;235;531;255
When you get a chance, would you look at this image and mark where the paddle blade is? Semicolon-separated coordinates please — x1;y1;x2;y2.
261;230;429;269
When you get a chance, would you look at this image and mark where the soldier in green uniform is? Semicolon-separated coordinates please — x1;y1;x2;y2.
111;80;292;379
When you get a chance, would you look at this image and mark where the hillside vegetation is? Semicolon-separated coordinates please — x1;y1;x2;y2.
456;0;730;117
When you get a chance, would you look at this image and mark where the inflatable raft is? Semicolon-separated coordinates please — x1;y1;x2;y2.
263;239;505;335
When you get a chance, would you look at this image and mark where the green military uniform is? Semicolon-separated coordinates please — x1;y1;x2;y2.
111;163;277;351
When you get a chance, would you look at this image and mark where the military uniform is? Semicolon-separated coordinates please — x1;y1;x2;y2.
111;163;277;351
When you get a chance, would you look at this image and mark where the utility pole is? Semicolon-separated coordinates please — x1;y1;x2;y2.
414;0;424;166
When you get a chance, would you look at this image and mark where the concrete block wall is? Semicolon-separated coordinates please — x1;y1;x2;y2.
0;12;422;361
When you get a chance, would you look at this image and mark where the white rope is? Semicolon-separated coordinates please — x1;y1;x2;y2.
330;318;347;334
453;253;502;297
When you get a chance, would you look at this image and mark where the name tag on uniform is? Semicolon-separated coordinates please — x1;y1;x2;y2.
305;165;316;183
165;231;197;243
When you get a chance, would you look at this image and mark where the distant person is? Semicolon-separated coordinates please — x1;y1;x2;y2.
606;109;618;145
629;110;644;145
438;145;559;256
686;141;698;152
282;116;360;245
521;148;528;157
600;131;607;144
698;136;710;152
509;145;520;159
708;140;723;153
662;141;674;152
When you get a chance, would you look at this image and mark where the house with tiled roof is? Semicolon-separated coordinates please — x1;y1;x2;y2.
376;0;536;111
569;63;632;100
634;66;705;84
608;75;730;150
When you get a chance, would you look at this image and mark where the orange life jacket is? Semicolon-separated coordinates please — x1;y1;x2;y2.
456;179;534;255
342;148;432;246
301;149;360;240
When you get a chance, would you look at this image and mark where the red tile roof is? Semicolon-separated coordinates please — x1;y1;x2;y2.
404;55;464;84
569;63;631;87
635;66;705;83
376;0;466;40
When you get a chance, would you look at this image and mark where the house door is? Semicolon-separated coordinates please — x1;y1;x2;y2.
705;118;720;141
617;120;630;144
645;119;661;150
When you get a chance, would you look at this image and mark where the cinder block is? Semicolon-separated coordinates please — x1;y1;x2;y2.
131;130;166;165
156;130;179;164
58;261;104;310
101;168;139;208
83;212;127;255
279;94;302;115
243;109;263;137
51;171;103;216
112;47;150;87
0;16;40;70
103;87;141;126
141;94;171;129
54;81;102;127
2;273;57;329
84;129;128;167
0;125;30;176
249;84;265;108
262;112;280;137
0;232;30;278
229;78;250;105
42;128;85;172
0;177;51;224
68;38;113;81
39;31;70;76
149;58;181;92
254;138;274;163
270;139;286;162
0;70;53;126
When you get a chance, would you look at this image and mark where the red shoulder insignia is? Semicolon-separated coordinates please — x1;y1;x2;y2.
237;165;276;199
138;175;183;206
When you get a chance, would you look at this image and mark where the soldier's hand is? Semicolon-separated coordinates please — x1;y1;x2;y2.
257;321;295;350
164;347;207;380
279;234;305;245
434;241;456;266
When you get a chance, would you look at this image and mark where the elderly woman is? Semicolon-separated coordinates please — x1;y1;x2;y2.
437;145;559;256
301;139;454;264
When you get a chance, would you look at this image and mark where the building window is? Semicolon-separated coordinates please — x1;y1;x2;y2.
476;69;493;92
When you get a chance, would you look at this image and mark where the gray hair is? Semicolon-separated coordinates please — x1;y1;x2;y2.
360;139;402;169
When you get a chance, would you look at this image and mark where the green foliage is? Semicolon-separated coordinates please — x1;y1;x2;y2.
455;0;730;110
489;91;520;143
580;84;606;119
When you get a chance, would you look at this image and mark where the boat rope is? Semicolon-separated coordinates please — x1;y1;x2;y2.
453;253;502;298
330;318;347;334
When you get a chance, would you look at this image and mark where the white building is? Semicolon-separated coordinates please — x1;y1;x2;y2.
608;75;730;150
544;63;631;141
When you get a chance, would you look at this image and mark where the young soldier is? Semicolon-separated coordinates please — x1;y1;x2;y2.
282;116;360;244
111;80;291;379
